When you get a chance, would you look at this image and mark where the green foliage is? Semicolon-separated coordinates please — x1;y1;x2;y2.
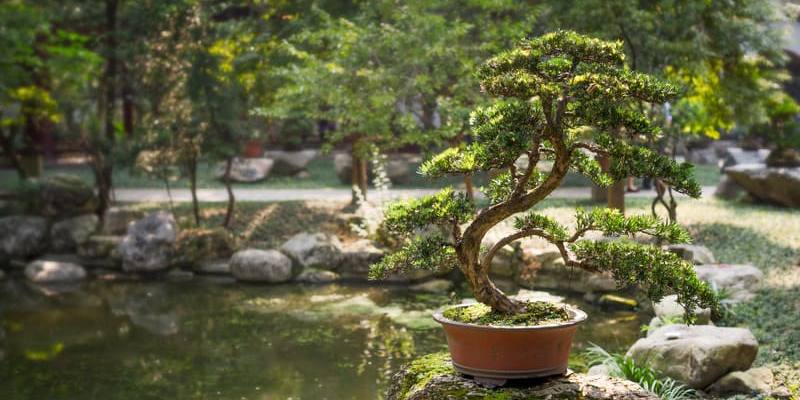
482;170;542;204
382;188;474;234
574;208;691;243
368;233;458;280
585;344;696;400
569;150;613;187
570;240;718;322
597;135;701;197
513;213;569;241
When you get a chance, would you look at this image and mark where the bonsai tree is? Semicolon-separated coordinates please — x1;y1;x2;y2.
370;31;718;318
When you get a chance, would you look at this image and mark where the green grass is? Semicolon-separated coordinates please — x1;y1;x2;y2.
0;157;720;190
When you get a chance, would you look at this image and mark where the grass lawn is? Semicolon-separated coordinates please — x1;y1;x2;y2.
0;157;722;190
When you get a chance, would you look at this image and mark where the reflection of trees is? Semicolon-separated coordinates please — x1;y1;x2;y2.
358;315;416;389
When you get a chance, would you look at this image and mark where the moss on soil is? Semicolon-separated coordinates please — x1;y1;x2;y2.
442;301;570;327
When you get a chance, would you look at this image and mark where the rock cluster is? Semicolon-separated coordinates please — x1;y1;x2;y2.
119;211;178;272
386;353;658;400
726;164;800;207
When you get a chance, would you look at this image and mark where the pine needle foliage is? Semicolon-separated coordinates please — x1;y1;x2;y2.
370;31;718;317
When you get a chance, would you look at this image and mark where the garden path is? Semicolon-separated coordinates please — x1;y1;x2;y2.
112;186;717;203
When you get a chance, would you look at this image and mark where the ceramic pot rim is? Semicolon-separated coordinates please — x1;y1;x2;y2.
432;302;588;331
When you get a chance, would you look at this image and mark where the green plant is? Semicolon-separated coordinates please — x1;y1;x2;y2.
370;31;718;318
585;343;696;400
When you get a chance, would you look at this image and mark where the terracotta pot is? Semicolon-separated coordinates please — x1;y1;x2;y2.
433;304;587;379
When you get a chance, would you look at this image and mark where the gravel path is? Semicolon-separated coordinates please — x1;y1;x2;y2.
113;186;717;203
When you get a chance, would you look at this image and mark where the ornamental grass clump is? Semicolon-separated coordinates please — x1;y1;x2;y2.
369;31;718;321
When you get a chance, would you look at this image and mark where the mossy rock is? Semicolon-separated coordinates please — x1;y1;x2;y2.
173;228;236;267
387;353;657;400
20;174;97;218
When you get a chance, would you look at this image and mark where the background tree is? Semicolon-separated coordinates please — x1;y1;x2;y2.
371;32;717;317
542;0;790;213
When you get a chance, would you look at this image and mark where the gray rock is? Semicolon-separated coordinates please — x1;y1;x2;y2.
337;239;385;278
653;294;710;324
333;152;419;185
119;212;178;272
666;244;716;265
708;367;773;396
587;364;612;376
24;260;87;283
102;206;146;235
714;175;743;200
280;232;343;270
215;157;274;183
725;164;800;207
516;254;617;293
295;268;339;283
513;289;564;303
164;269;194;282
195;260;230;275
230;249;293;283
387;353;658;400
410;279;454;294
721;147;770;170
626;324;758;389
688;147;718;165
263;149;317;175
50;214;98;252
694;264;763;302
25;174;97;217
78;235;123;261
0;215;47;259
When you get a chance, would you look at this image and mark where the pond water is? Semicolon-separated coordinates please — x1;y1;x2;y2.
0;278;647;399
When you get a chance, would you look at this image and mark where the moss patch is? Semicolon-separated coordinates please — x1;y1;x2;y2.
442;301;570;327
395;352;455;399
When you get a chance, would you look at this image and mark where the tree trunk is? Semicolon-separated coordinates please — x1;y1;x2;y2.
607;179;625;213
358;157;369;199
464;175;474;203
0;131;26;180
187;155;200;226
222;157;235;229
96;0;119;220
465;260;522;314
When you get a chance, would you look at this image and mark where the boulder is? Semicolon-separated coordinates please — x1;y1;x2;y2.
215;157;274;183
626;324;758;389
102;206;146;235
0;215;48;259
280;232;343;270
687;147;718;165
721;147;770;170
230;249;293;283
49;214;98;252
516;254;617;294
708;367;774;396
338;239;386;278
118;212;178;272
24;260;87;283
653;294;711;324
333;153;419;185
173;227;235;266
295;268;339;283
78;235;122;262
714;175;743;200
725;164;800;207
694;264;763;302
23;174;97;217
195;260;230;275
263;149;317;175
387;353;658;400
410;279;454;294
666;244;716;265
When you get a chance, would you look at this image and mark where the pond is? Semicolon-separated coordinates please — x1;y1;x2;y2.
0;278;647;399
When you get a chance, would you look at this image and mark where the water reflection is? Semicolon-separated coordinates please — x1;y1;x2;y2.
0;278;646;399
